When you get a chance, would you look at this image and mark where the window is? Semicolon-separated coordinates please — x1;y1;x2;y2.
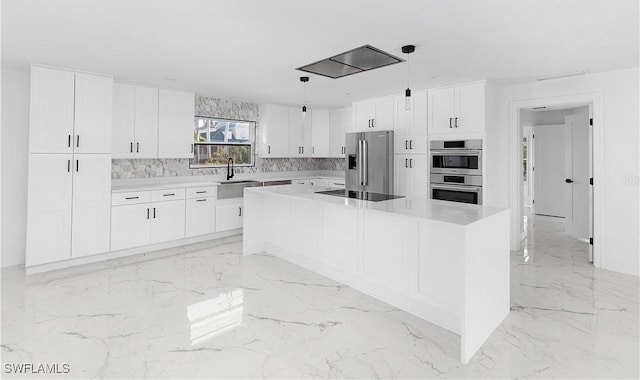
190;116;255;168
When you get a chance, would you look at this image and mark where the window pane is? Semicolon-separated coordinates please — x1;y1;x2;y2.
194;117;253;144
191;144;252;167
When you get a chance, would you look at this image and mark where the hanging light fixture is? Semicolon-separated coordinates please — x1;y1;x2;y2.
300;76;309;120
401;44;415;111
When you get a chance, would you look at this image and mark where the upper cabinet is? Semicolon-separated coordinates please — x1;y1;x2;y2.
259;103;290;158
329;106;350;158
29;65;113;154
113;84;159;158
395;91;427;154
311;109;330;157
158;89;195;158
428;82;485;135
353;96;394;132
288;106;312;157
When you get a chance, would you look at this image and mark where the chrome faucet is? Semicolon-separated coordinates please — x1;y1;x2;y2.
226;158;234;181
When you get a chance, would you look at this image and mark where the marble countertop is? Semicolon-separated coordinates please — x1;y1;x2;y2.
111;171;345;193
246;185;507;226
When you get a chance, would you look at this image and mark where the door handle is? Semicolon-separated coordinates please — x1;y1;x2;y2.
68;135;71;148
362;139;368;186
405;158;408;168
371;119;375;128
409;140;413;149
455;117;458;128
449;118;453;128
130;142;133;153
147;208;150;219
196;199;207;202
136;142;140;153
409;158;413;168
76;159;79;172
268;145;271;154
153;207;156;218
76;135;80;148
565;179;574;183
67;159;71;172
405;140;408;149
302;146;304;154
239;207;242;217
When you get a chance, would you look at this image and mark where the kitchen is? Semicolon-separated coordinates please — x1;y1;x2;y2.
1;1;639;379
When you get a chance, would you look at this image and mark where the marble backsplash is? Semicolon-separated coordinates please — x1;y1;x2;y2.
112;95;346;179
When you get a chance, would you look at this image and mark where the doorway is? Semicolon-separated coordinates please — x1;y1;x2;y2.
518;103;594;263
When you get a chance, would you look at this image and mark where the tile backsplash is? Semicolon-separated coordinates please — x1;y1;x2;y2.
112;95;345;179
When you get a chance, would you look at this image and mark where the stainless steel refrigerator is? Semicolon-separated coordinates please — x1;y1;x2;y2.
345;131;394;193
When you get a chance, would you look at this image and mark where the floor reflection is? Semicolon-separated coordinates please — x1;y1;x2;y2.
188;289;243;346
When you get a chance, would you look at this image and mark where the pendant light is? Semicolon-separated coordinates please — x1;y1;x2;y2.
300;76;309;120
402;45;415;111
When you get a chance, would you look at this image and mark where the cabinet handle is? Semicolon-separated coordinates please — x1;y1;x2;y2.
405;158;408;168
371;119;375;128
405;140;408;149
125;196;139;200
76;159;79;172
67;159;71;172
147;208;150;219
449;118;453;128
153;207;156;219
409;140;413;149
409;158;413;168
68;135;71;148
239;207;242;217
76;135;80;148
302;146;304;154
163;193;175;197
130;142;133;153
196;190;207;194
455;117;458;128
136;142;140;153
268;145;271;154
196;199;207;202
333;182;344;186
312;146;315;155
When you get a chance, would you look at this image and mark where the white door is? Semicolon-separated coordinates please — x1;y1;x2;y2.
150;200;186;243
408;155;428;199
158;89;194;158
73;73;113;153
354;100;374;132
564;114;590;240
134;86;159;158
311;109;330;157
259;104;289;158
428;87;455;134
26;154;74;266
288;199;319;258
412;91;428;154
329;107;346;157
321;205;357;273
454;82;485;132
534;125;565;217
111;203;151;251
394;155;410;197
185;198;216;237
71;154;112;258
373;97;394;129
216;202;243;231
29;66;75;153
288;106;312;157
395;96;412;153
112;83;136;158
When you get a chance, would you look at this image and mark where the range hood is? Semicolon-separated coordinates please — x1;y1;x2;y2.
297;45;404;79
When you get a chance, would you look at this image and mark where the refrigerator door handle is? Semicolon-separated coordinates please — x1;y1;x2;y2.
363;139;368;186
358;139;363;186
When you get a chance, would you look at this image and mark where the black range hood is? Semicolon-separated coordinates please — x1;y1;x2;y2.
297;45;404;79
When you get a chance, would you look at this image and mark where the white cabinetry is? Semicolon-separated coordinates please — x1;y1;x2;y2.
216;200;244;231
26;154;111;266
329;106;349;157
428;82;485;135
150;200;186;243
29;66;112;154
288;107;312;157
353;96;394;132
394;154;428;199
311;109;330;157
321;205;357;272
185;186;217;237
112;83;159;158
395;91;427;154
259;103;290;158
111;203;151;251
158;89;194;158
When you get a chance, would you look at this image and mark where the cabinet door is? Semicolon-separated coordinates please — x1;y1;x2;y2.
73;73;113;154
216;202;243;231
288;199;319;258
329;107;346;157
311;109;330;157
321;204;357;273
395;96;412;154
288;107;311;157
428;87;455;134
29;66;75;153
455;83;485;133
71;154;112;258
361;211;405;288
185;197;216;237
408;155;429;199
353;100;374;132
150;200;186;243
411;92;428;154
134;86;159;158
373;97;394;130
394;155;411;197
158;89;194;158
259;104;289;158
26;154;73;266
111;203;151;251
112;83;136;158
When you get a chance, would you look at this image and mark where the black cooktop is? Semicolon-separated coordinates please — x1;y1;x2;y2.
315;189;405;202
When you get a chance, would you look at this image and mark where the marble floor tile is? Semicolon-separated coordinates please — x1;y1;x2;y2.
1;215;638;379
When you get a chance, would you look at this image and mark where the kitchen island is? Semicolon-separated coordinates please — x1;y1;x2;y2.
243;185;510;363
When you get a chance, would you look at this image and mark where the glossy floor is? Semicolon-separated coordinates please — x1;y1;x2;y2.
2;216;638;379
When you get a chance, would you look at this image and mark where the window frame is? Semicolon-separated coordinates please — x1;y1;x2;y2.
189;116;256;169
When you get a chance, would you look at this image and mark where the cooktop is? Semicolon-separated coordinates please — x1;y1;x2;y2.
315;189;405;202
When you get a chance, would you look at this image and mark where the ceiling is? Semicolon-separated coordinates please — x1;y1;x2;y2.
2;0;638;108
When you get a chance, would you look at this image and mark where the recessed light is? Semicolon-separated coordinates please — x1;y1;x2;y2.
432;75;442;79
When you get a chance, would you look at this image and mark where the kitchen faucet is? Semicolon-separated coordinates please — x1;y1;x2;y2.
226;157;234;181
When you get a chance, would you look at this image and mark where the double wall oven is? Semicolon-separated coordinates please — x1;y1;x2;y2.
430;139;483;205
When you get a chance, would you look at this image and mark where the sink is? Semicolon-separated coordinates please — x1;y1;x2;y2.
217;180;262;199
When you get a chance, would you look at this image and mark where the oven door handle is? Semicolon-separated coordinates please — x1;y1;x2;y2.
430;151;482;156
430;184;482;193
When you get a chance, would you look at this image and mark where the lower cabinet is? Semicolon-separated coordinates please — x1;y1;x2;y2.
185;197;216;237
216;200;243;232
150;200;186;244
321;204;357;273
394;154;428;199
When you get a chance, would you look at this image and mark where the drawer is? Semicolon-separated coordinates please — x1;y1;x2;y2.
151;188;186;202
112;191;152;206
186;186;217;199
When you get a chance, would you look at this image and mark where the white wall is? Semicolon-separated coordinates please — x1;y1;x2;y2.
486;67;640;276
1;69;29;267
533;124;565;217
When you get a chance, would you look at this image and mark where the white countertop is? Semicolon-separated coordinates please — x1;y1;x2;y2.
246;185;507;226
111;171;345;193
